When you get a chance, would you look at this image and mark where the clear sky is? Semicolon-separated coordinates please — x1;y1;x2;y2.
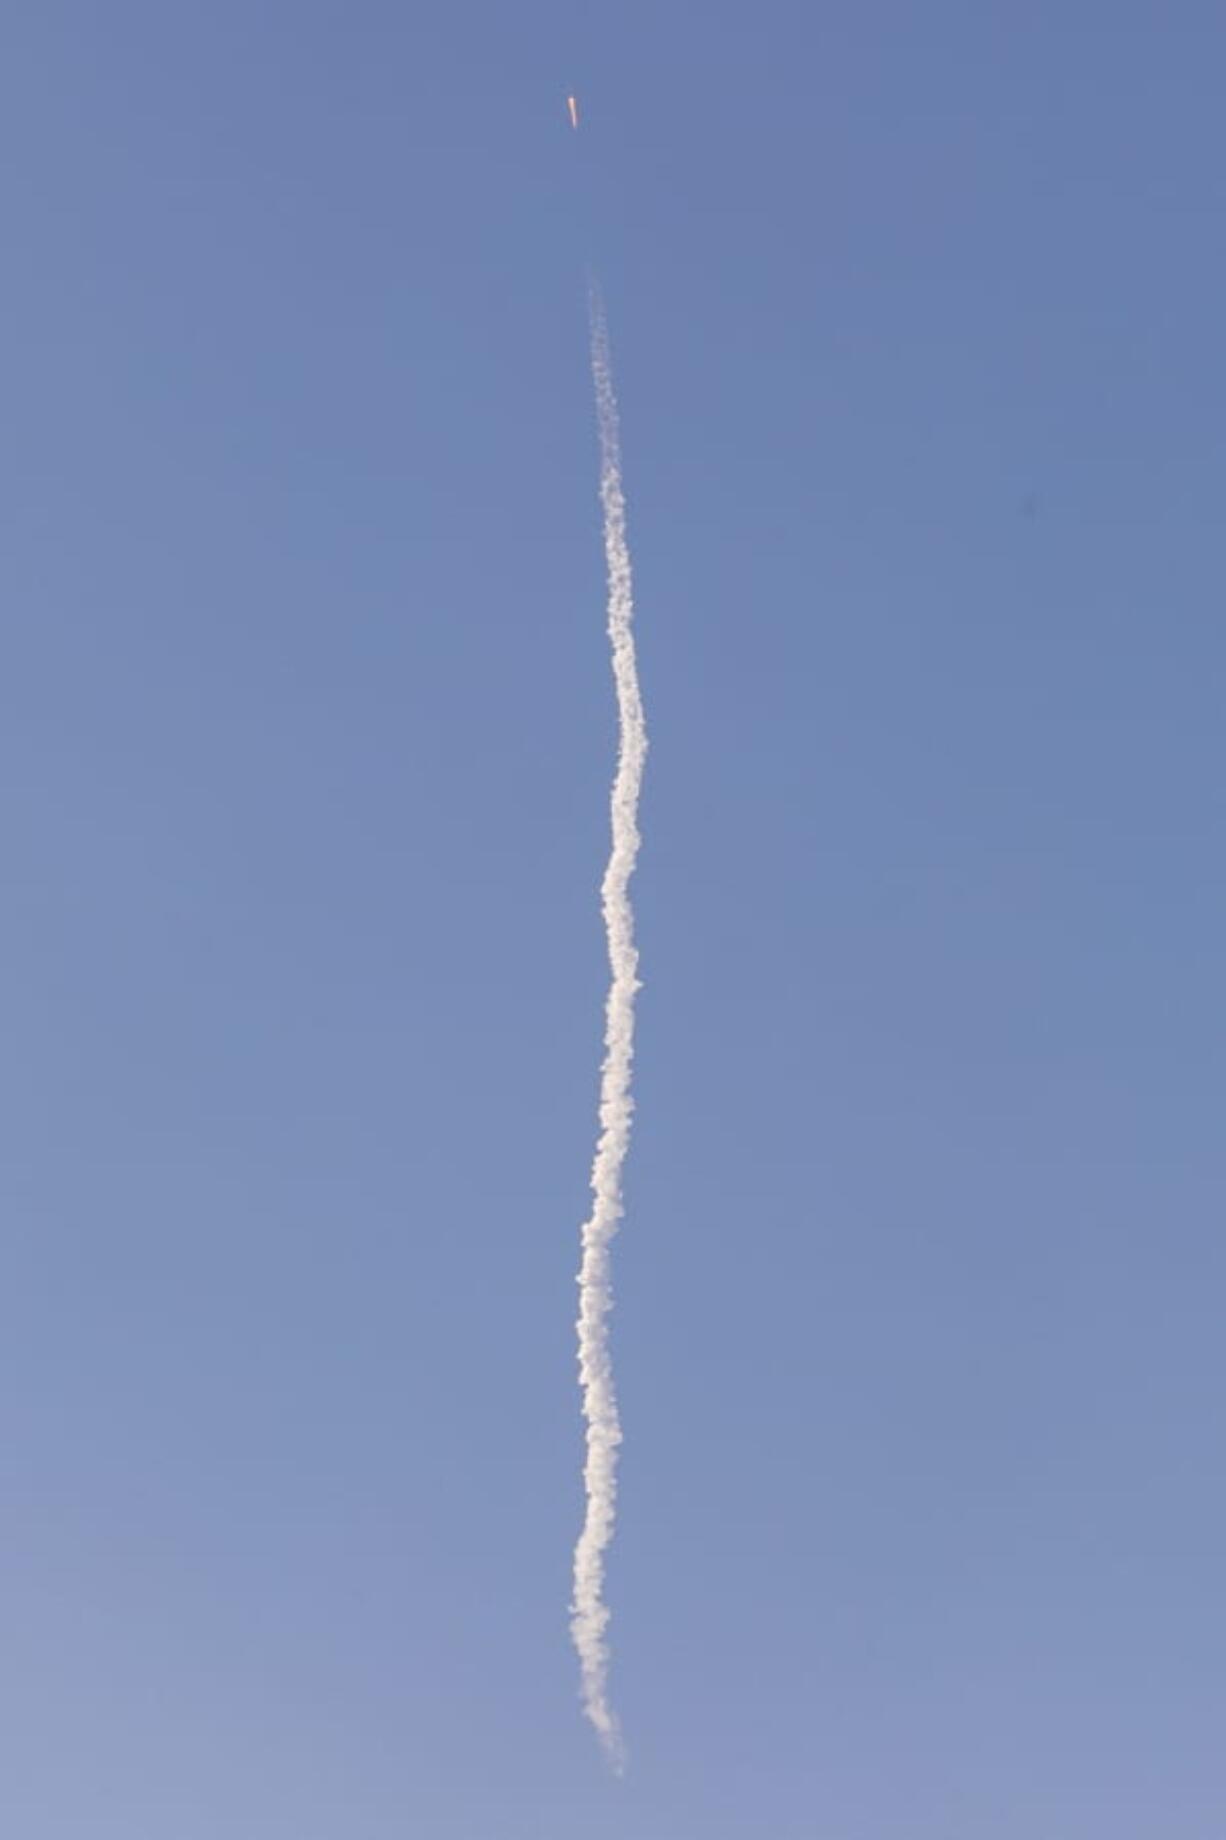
4;4;1225;1836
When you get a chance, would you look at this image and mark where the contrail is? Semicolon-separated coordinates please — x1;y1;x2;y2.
571;280;646;1771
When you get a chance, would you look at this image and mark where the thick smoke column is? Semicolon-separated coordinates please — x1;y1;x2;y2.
571;282;647;1770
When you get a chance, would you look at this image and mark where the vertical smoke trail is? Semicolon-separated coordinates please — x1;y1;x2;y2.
571;281;646;1770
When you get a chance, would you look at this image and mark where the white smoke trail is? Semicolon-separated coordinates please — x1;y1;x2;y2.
571;281;647;1771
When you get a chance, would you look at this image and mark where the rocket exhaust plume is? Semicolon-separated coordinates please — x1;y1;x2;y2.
571;280;647;1771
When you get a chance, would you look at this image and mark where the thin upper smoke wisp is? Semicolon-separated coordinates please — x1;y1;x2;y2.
571;283;647;1771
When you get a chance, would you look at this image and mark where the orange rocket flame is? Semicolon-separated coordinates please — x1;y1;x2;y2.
568;94;579;130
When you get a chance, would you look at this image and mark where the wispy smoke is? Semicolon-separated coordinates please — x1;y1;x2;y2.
571;282;647;1772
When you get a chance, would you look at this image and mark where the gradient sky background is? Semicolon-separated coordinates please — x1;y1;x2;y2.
5;4;1225;1836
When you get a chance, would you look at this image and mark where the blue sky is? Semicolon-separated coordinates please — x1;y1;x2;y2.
4;4;1225;1835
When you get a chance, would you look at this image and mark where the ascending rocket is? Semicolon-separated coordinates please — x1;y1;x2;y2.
567;94;579;130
